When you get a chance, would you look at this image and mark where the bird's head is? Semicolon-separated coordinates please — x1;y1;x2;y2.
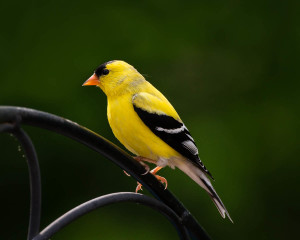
82;60;144;97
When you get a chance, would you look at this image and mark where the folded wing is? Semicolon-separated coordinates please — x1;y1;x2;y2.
132;92;213;179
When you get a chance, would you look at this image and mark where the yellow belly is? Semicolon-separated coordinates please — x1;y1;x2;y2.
107;95;179;162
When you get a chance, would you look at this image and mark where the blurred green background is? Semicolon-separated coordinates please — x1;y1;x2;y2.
0;0;299;239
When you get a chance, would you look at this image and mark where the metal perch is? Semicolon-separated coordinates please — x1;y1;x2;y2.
0;106;211;240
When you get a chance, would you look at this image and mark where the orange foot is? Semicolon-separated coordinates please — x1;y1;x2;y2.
123;156;151;177
135;166;168;193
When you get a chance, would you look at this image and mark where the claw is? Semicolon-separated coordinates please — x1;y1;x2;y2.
140;162;150;175
135;182;143;192
123;170;131;177
133;156;150;175
155;175;168;190
131;158;168;192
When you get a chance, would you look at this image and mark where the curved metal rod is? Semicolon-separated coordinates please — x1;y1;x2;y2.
0;122;41;240
0;106;211;240
32;192;189;240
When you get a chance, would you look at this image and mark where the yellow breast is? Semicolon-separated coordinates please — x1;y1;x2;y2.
107;93;179;161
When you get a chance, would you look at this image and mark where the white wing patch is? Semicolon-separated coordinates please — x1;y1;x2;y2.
185;133;194;141
155;124;198;156
182;140;199;155
155;125;185;134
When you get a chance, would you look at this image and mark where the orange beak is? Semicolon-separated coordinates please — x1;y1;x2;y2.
82;73;100;86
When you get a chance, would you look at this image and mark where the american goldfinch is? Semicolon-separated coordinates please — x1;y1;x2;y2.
82;60;232;221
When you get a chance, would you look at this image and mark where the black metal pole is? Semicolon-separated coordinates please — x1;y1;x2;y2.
0;122;41;240
32;192;189;240
0;106;211;240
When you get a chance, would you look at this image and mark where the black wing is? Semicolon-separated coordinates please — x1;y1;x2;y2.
133;104;214;179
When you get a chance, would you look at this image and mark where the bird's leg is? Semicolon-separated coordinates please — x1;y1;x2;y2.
150;166;168;189
123;156;152;177
151;166;163;174
133;156;155;175
135;166;168;193
133;156;157;164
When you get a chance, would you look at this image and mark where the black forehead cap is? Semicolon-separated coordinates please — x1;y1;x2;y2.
94;60;115;77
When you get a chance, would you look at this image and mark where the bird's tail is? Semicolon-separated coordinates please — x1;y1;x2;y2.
175;160;233;223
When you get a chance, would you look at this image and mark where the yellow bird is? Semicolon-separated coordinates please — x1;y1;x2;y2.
83;60;232;221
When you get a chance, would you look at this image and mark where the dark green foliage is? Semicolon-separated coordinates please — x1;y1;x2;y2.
0;0;299;239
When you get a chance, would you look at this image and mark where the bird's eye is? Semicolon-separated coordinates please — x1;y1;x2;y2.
102;69;109;75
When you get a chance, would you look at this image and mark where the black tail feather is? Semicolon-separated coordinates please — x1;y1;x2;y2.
201;177;233;223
